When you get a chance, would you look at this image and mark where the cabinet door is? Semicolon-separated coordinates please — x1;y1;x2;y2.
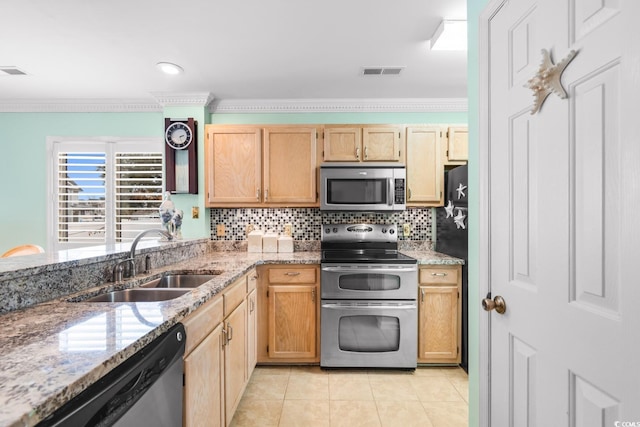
205;126;262;206
268;284;317;359
406;126;443;205
418;286;459;363
362;126;402;161
446;126;468;163
184;323;224;427
263;127;318;204
224;299;248;424
246;288;257;380
323;127;361;161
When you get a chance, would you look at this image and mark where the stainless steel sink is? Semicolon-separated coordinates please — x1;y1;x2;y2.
83;288;191;302
140;273;220;289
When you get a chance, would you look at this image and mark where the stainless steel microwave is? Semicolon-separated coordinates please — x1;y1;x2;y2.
320;163;406;212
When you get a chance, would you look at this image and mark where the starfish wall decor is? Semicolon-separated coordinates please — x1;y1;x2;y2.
525;48;578;115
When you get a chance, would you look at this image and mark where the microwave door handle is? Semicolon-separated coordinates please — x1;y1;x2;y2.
388;178;394;206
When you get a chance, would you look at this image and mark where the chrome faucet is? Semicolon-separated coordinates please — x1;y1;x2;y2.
112;229;173;282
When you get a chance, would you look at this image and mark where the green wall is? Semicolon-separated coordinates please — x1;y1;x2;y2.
467;0;490;426
0;112;163;253
0;110;467;254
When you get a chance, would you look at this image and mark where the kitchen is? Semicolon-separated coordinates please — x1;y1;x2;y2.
1;0;472;425
5;0;638;425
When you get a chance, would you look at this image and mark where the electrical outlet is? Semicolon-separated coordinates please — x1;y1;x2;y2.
216;224;225;237
246;224;255;235
191;206;199;219
284;223;293;237
403;223;411;237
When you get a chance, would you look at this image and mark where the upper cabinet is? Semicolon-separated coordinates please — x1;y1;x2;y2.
442;126;468;166
205;126;262;205
406;126;443;206
323;125;403;162
205;125;319;207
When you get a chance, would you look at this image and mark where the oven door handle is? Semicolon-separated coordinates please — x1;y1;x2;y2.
321;266;417;274
321;303;416;310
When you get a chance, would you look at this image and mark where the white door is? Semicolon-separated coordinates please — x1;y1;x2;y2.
480;0;640;425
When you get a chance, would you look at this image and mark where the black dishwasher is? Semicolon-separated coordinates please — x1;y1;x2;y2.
39;323;186;427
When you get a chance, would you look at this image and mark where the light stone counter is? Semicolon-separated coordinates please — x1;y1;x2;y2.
0;248;459;427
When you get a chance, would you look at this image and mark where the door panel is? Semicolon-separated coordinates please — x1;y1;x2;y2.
483;0;640;425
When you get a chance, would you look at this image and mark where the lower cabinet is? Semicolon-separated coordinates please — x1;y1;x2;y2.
223;299;247;423
182;268;257;427
257;265;320;363
417;265;462;364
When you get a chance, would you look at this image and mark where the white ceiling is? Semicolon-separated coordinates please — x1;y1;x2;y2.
1;0;467;107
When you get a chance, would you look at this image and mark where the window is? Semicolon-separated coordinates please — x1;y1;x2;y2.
47;138;164;251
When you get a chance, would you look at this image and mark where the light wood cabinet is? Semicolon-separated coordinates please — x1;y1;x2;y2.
223;298;247;424
205;126;262;205
257;265;320;363
182;297;225;427
205;125;319;207
247;288;257;379
263;127;318;204
182;269;257;427
417;265;462;364
183;321;224;427
406;126;443;206
442;126;468;166
323;125;402;162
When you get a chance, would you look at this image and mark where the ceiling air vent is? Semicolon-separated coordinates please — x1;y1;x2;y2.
0;67;27;76
362;66;404;76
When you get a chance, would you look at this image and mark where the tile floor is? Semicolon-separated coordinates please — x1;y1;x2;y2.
230;366;468;427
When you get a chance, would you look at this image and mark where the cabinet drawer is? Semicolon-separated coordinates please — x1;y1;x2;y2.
419;267;459;285
224;278;247;317
182;296;224;356
268;268;316;284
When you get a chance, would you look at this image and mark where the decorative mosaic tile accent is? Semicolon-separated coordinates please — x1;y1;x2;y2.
209;208;433;242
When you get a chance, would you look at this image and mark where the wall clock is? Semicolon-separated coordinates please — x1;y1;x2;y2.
164;118;198;194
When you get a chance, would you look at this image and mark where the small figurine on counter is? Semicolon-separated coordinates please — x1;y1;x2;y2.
172;209;183;239
159;192;176;237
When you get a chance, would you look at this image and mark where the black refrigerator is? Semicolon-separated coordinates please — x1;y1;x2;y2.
435;165;468;372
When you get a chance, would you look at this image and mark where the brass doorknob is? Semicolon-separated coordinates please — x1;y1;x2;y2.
482;295;506;314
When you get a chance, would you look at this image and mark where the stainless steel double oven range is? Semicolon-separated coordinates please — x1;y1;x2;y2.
320;224;418;369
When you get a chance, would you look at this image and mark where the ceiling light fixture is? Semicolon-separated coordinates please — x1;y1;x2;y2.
156;62;184;75
429;20;467;51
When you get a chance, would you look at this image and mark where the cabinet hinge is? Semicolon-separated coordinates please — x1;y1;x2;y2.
458;291;460;299
266;289;269;298
316;131;319;139
267;345;269;353
440;131;444;138
447;131;450;139
457;346;460;354
183;373;186;387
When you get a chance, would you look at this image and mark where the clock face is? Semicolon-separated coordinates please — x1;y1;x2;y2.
165;122;193;150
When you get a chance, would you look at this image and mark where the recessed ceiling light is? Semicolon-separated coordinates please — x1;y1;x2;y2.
156;62;184;75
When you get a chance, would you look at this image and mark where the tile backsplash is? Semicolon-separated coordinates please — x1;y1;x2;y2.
209;208;433;242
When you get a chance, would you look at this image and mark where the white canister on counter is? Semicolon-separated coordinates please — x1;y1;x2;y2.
262;232;279;253
247;230;264;252
277;236;294;253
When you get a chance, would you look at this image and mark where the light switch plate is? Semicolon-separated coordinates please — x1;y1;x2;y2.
284;223;293;237
246;224;255;236
216;224;225;237
403;223;411;237
191;206;199;219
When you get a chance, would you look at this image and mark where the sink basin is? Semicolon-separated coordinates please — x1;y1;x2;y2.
83;288;191;302
140;273;219;289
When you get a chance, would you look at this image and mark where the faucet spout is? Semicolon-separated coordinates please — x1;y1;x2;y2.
128;229;173;277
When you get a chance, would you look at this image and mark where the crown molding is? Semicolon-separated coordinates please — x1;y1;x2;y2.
0;99;162;113
210;98;468;113
150;92;214;107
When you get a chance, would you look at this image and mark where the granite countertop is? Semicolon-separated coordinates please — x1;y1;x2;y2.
0;249;461;427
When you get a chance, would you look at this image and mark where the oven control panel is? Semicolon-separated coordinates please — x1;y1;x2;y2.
321;223;397;243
